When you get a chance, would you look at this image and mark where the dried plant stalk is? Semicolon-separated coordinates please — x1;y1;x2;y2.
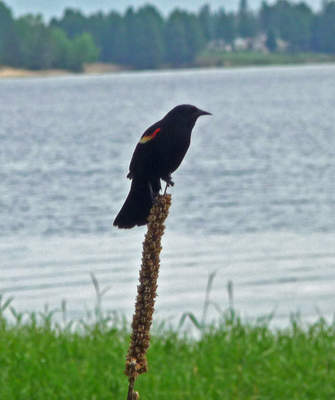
125;194;172;400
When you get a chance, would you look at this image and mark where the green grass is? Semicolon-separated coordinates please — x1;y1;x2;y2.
196;49;335;68
1;294;335;400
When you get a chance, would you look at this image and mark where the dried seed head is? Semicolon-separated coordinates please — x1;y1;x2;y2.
125;194;171;382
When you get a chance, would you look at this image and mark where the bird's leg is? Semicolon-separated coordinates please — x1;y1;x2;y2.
163;182;168;195
149;182;158;204
163;174;174;195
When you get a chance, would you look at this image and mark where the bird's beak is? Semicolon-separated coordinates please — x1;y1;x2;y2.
197;109;212;116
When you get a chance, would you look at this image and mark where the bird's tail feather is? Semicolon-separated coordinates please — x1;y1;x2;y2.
113;178;159;229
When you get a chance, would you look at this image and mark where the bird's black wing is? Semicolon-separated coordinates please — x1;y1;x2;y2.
127;120;163;180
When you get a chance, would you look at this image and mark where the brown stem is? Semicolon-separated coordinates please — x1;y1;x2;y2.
124;194;172;399
126;377;137;400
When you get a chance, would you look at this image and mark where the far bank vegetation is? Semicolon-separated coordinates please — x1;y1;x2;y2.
1;0;335;72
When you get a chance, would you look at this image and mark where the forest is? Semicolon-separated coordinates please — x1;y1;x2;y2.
0;0;335;72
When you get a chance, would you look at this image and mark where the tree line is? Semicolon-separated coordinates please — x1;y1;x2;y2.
0;0;335;72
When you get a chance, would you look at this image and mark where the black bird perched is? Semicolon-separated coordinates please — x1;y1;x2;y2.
113;104;211;229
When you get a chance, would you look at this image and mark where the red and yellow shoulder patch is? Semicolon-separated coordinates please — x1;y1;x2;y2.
139;128;161;144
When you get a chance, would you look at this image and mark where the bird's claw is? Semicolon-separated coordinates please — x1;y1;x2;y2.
164;175;174;187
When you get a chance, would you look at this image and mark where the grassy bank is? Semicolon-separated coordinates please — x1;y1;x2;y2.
1;297;335;400
196;50;335;68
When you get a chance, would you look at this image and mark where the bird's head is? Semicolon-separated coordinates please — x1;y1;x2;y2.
164;104;212;127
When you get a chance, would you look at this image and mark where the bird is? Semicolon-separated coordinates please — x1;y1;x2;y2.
113;104;211;229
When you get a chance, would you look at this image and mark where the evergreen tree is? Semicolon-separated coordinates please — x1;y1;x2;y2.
85;12;107;57
266;27;277;52
123;7;141;66
269;0;313;52
199;4;214;41
237;0;257;38
102;12;126;63
260;1;272;31
311;1;335;53
165;10;204;66
0;1;19;65
270;0;294;43
164;10;189;66
15;15;53;69
184;12;205;62
214;8;236;44
291;3;313;51
50;9;87;39
135;5;164;69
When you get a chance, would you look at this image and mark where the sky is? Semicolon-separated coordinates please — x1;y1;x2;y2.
4;0;323;20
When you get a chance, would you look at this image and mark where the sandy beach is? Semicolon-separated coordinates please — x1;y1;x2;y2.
0;66;71;78
0;63;129;79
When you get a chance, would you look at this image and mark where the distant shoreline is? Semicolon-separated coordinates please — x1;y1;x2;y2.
0;63;129;79
0;66;71;79
1;54;335;79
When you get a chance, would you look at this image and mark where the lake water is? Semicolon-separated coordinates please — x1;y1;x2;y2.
1;64;335;329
